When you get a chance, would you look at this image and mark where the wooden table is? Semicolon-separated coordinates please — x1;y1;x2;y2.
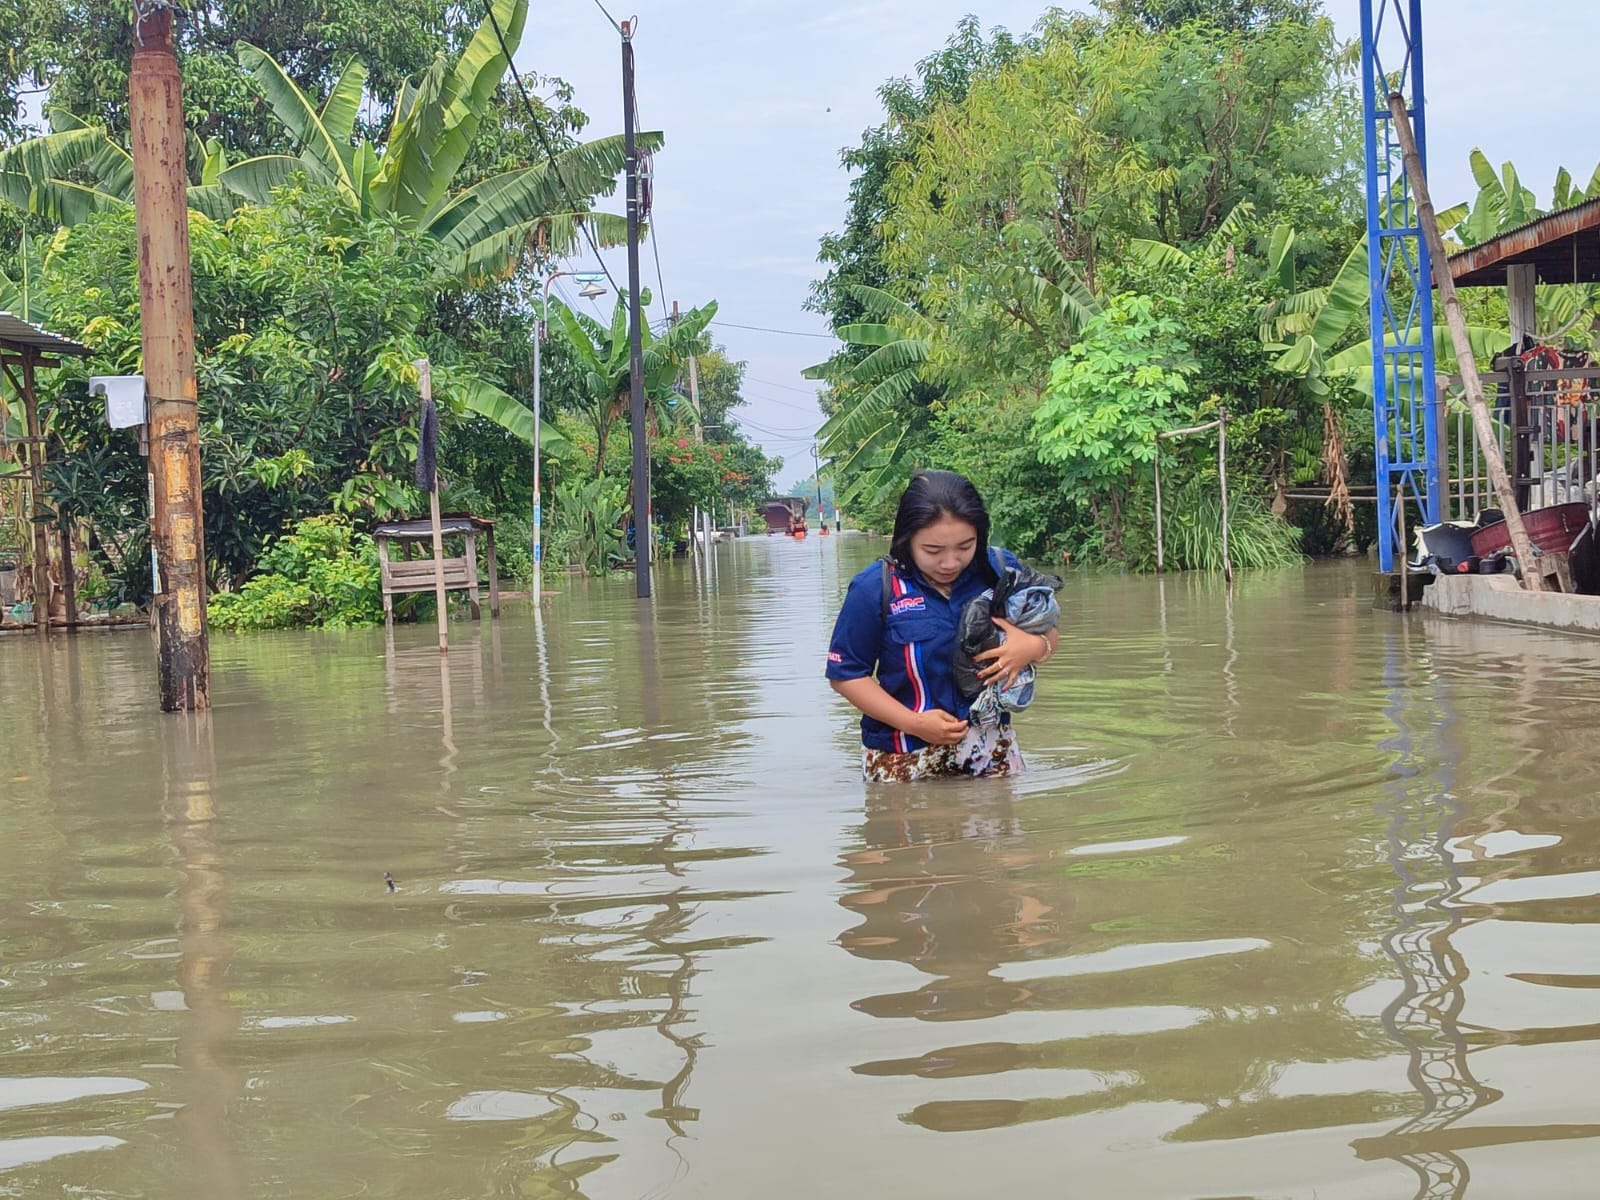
373;515;499;625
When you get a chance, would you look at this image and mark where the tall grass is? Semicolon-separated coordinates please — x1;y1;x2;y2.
1160;477;1305;572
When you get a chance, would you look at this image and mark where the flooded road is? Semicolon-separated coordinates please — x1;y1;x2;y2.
2;534;1596;1199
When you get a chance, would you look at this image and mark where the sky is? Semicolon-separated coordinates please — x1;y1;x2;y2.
526;0;1600;489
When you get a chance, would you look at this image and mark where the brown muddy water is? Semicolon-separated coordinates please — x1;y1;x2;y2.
1;534;1597;1199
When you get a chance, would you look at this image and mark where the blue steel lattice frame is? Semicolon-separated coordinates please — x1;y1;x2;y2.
1361;0;1442;571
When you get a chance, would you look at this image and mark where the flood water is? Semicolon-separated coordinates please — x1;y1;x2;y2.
2;534;1597;1199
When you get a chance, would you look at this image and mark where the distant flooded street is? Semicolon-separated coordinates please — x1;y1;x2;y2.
2;534;1596;1198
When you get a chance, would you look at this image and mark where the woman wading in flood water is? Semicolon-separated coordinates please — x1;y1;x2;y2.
825;470;1059;782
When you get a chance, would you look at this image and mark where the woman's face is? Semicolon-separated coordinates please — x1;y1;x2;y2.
909;514;979;587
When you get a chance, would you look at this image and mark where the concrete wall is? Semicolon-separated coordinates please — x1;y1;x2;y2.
1421;573;1600;636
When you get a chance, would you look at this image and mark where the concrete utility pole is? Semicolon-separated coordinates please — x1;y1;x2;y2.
672;300;703;441
622;20;651;599
130;0;210;708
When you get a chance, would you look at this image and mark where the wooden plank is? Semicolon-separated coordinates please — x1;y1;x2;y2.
383;559;475;590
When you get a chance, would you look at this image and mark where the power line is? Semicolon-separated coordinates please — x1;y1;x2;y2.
711;320;836;339
649;221;671;327
482;1;622;295
739;417;822;438
747;375;820;396
744;390;822;415
588;0;624;35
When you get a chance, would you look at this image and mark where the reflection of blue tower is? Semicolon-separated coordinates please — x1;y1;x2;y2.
1361;0;1442;571
1361;627;1500;1199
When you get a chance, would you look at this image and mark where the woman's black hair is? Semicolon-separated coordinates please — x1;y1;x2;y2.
888;469;997;586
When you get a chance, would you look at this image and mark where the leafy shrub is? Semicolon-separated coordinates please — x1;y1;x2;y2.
551;475;626;574
208;515;382;631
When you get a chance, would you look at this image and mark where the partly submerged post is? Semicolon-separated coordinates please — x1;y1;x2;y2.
1154;418;1228;576
622;20;652;599
1387;93;1542;591
1218;409;1233;586
1152;445;1165;573
130;0;209;707
414;359;449;653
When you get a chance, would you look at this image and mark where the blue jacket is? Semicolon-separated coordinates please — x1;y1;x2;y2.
826;548;1022;752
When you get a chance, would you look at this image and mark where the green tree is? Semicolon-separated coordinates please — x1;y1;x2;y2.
884;7;1354;344
36;184;525;590
549;292;715;477
803;284;937;509
1032;295;1200;559
10;0;469;152
808;15;1030;334
0;0;650;285
651;436;779;542
1098;0;1324;32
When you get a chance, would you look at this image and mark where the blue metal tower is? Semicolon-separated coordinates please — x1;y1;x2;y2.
1361;0;1442;571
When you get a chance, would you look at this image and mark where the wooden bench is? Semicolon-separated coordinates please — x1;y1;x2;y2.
374;515;499;626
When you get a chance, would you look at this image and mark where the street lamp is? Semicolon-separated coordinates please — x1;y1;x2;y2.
533;271;606;600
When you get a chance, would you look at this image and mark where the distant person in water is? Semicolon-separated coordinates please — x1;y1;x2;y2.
825;470;1057;781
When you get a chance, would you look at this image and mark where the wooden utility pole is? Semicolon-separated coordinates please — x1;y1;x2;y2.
21;354;50;632
415;359;449;654
622;20;651;598
131;1;211;706
1387;93;1542;591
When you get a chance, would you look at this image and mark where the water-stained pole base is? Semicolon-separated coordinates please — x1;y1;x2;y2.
131;2;209;710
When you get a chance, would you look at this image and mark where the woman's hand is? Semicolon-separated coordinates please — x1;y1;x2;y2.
831;677;967;747
975;618;1048;689
912;709;970;746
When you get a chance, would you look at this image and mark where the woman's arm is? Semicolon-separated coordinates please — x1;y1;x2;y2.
975;622;1058;689
830;677;969;746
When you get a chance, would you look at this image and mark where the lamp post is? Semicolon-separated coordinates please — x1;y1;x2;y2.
533;272;606;601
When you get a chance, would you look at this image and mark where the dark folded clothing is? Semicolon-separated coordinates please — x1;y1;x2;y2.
953;560;1063;702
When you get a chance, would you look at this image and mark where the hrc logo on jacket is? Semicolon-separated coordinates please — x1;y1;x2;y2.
889;595;926;616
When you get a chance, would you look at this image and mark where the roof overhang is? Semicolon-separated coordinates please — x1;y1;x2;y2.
1446;196;1600;288
0;311;92;358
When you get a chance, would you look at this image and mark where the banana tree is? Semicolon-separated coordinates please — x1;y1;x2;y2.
1446;151;1600;346
0;230;46;323
550;292;716;476
802;284;938;508
0;114;238;225
219;0;658;284
0;0;656;286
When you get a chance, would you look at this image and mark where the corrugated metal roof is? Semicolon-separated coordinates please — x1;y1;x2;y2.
0;311;91;357
1447;196;1600;287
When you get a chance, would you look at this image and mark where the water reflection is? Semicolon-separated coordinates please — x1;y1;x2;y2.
839;782;1064;1024
1355;625;1497;1199
161;712;247;1199
1353;618;1600;1194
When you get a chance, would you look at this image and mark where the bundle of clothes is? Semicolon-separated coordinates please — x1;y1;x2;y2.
953;558;1064;729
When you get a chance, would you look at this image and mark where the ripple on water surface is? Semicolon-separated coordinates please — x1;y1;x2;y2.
0;550;1596;1197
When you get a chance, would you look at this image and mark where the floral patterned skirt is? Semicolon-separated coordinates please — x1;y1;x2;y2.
861;723;1023;782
